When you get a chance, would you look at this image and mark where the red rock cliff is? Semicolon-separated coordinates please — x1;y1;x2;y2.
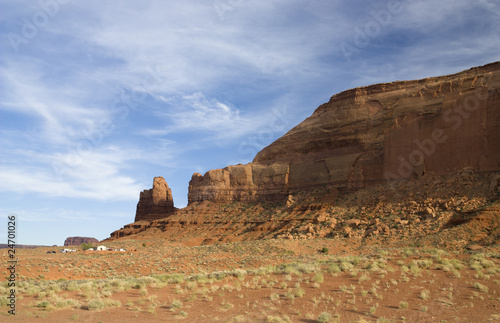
135;177;177;221
188;62;500;204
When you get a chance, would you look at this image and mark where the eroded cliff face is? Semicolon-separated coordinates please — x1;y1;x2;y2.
188;163;290;203
135;177;177;221
188;62;500;204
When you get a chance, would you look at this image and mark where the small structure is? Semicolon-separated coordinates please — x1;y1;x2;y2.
96;245;107;251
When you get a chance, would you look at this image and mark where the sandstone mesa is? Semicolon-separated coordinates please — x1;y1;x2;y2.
115;62;500;244
187;62;499;204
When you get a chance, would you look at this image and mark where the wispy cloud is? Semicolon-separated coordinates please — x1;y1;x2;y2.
1;58;112;145
0;145;143;201
141;92;276;142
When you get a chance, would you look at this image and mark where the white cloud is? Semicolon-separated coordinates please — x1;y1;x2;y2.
1;58;113;145
138;91;297;146
0;145;143;201
37;0;337;98
160;92;242;132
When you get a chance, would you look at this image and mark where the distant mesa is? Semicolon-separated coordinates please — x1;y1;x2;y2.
64;237;99;246
135;176;177;221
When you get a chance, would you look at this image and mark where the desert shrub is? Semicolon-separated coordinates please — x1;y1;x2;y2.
80;243;94;250
87;298;105;311
79;281;94;292
327;263;341;274
266;315;291;323
420;289;430;300
63;281;80;292
103;299;121;307
171;299;182;310
317;312;333;323
410;265;421;276
345;256;360;266
313;273;324;283
474;282;489;293
270;292;280;301
401;248;415;257
359;273;370;282
412;259;433;269
399;301;409;310
0;296;10;307
167;274;185;284
340;261;354;272
231;269;247;279
37;300;52;309
296;263;320;274
52;296;80;309
220;300;234;310
295;288;306;298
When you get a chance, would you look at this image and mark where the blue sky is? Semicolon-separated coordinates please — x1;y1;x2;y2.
1;0;499;245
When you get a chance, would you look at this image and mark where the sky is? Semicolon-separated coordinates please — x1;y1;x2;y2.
1;0;499;246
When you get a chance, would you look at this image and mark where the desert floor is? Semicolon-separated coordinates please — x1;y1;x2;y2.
1;237;500;322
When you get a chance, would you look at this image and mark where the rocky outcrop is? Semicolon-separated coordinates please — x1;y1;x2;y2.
108;171;500;249
135;177;177;221
64;237;99;246
188;62;500;204
188;163;290;203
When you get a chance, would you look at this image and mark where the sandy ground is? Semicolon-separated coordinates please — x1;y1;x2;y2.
1;238;500;322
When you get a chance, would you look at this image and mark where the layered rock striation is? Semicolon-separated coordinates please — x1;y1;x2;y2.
135;177;177;221
188;163;290;203
64;237;99;246
188;62;500;204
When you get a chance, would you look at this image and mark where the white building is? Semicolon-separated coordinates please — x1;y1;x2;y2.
60;249;76;253
96;245;107;251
